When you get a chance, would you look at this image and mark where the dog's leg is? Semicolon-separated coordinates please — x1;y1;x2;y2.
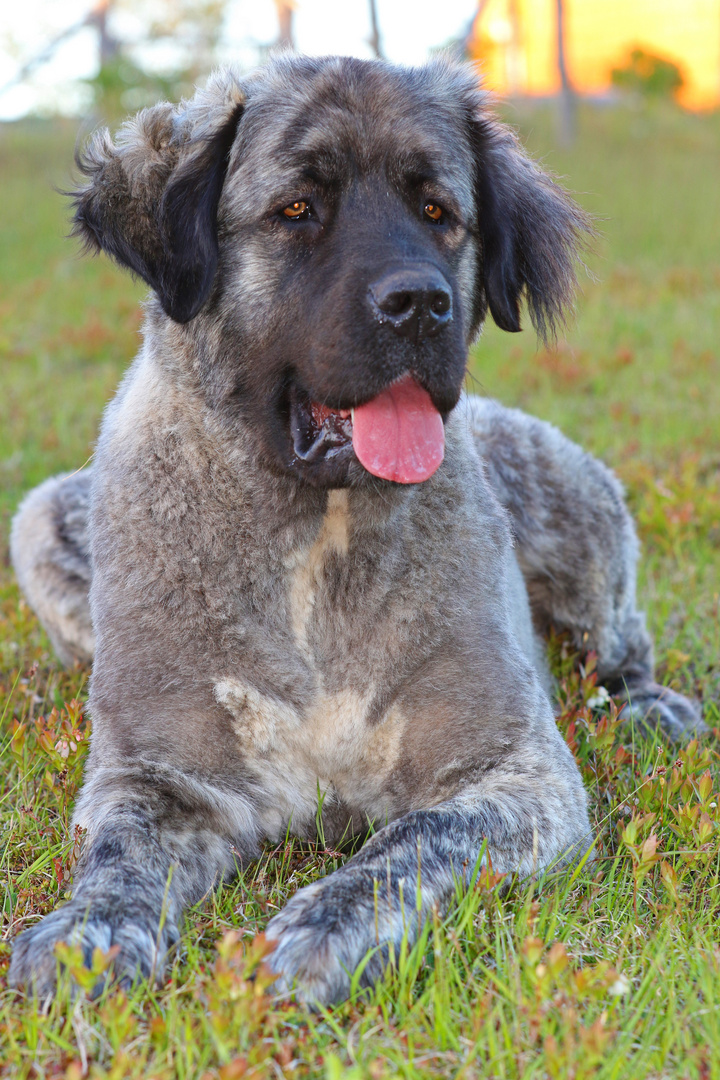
8;763;257;998
266;757;590;1006
11;470;95;666
464;396;705;738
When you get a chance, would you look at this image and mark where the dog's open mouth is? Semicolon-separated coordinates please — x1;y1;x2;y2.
290;374;445;484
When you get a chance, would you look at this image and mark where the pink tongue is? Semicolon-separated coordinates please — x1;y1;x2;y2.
351;375;444;483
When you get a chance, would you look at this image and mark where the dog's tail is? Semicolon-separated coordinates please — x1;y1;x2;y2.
11;470;95;667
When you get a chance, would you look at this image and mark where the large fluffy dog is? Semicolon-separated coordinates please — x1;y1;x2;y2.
9;55;703;1003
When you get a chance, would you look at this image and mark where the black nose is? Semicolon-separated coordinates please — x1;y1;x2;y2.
369;266;453;341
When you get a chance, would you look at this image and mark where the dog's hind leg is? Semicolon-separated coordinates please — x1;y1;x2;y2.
463;396;705;739
11;470;94;666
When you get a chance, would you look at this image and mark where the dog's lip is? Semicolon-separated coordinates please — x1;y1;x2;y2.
288;375;407;467
289;384;354;465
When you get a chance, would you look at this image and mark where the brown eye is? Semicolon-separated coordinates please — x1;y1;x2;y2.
283;200;310;219
424;202;443;223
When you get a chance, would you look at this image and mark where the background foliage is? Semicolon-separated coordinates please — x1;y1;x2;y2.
611;48;685;102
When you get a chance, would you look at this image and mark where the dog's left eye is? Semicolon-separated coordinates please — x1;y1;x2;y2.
424;202;444;223
283;200;311;220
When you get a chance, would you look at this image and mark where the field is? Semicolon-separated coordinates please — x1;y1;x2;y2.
1;100;719;1078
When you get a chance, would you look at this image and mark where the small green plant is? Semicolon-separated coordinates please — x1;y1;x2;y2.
611;47;685;101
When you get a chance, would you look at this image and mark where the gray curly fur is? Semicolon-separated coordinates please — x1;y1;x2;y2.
9;55;704;1006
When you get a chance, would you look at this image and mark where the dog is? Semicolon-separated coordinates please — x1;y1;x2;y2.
8;54;703;1004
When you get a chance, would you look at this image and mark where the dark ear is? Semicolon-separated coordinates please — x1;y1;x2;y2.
468;114;592;341
71;75;245;323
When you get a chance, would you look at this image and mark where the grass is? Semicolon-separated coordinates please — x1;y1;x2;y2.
0;100;719;1078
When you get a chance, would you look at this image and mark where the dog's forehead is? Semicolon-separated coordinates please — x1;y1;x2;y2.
232;57;478;207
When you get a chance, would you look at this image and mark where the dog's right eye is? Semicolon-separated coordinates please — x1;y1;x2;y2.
424;202;444;223
283;200;311;220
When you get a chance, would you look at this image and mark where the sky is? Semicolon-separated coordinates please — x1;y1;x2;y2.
0;0;479;120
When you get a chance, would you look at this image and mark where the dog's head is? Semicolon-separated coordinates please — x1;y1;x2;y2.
72;55;589;488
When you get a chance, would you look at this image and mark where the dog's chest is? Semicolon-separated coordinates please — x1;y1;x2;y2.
216;674;407;837
285;488;351;662
213;490;412;829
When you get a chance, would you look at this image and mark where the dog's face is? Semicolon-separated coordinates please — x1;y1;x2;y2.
73;56;587;488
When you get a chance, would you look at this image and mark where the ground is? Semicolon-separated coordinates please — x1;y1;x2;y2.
0;100;719;1079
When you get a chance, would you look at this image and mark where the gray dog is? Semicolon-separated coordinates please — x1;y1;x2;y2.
9;54;702;1004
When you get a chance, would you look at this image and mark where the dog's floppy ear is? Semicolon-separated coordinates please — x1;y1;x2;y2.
468;113;591;341
71;74;245;323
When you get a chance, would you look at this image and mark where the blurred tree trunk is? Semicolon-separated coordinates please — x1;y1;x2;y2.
556;0;576;145
368;0;384;59
506;0;522;95
88;1;120;67
275;0;295;50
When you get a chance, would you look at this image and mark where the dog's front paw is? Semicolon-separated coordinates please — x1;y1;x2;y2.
619;682;707;741
9;899;178;999
266;870;393;1006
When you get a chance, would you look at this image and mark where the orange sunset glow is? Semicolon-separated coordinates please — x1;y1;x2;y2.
469;0;720;109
